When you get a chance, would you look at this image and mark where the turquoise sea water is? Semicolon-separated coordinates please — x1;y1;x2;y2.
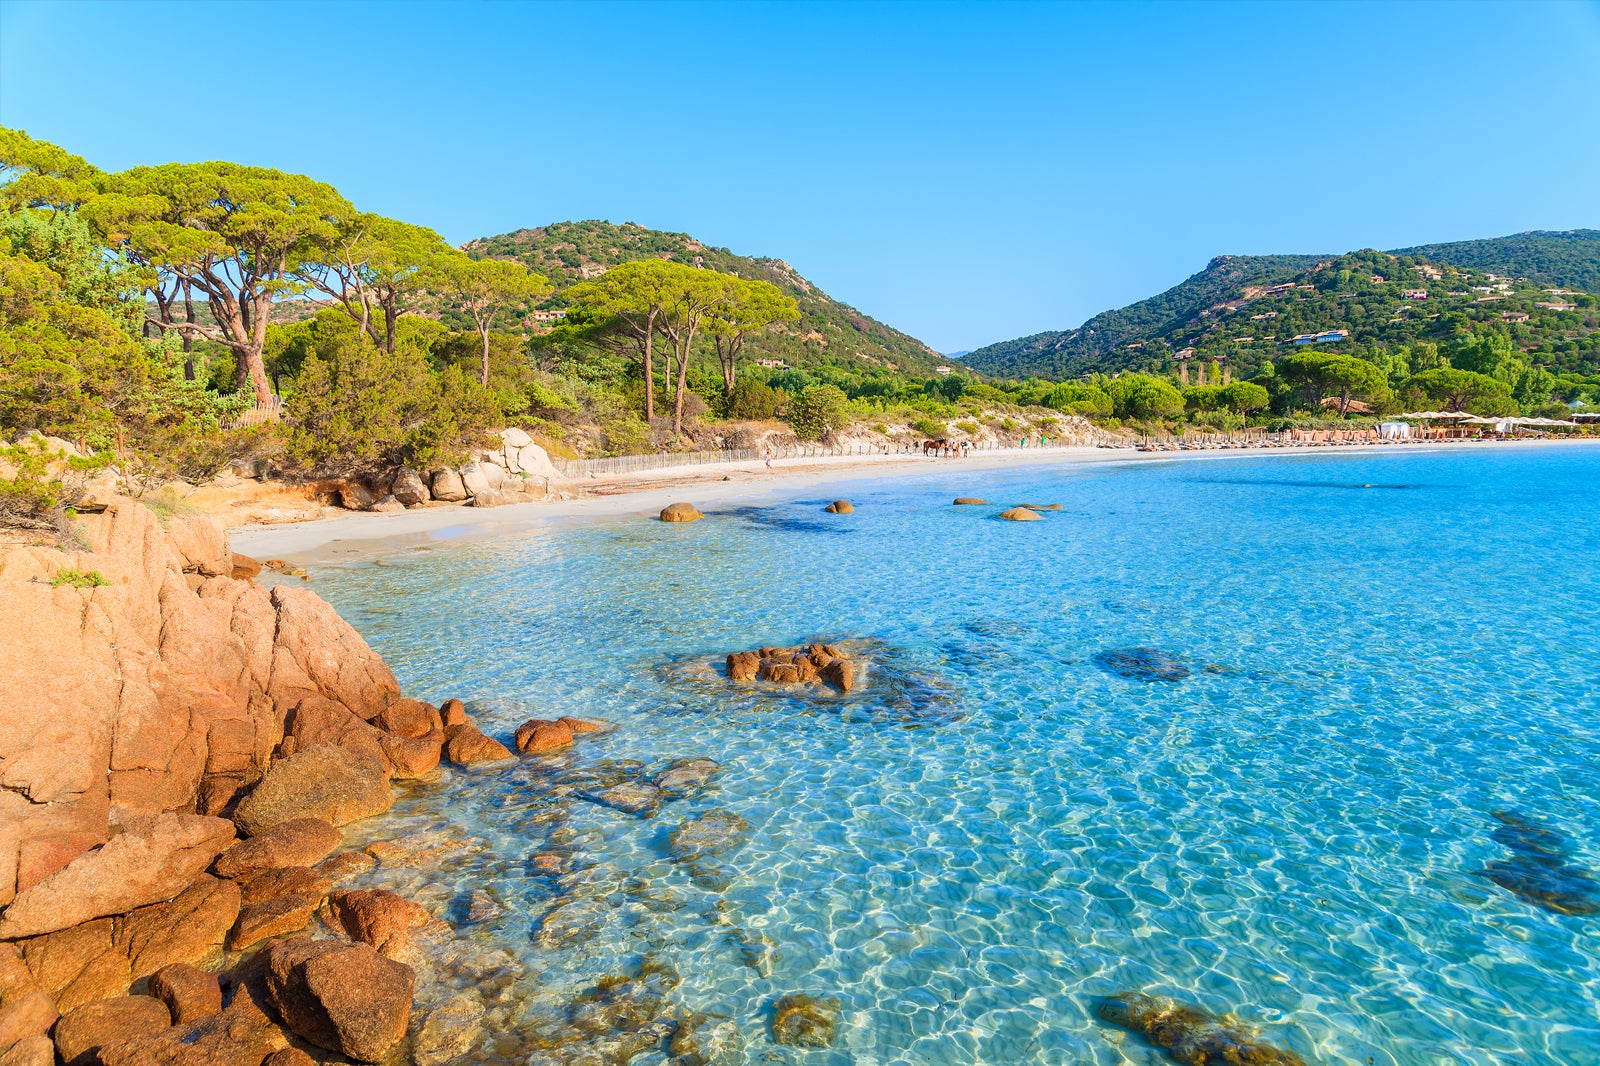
303;446;1600;1065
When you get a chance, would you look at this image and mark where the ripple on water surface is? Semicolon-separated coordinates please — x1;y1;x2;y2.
306;448;1600;1065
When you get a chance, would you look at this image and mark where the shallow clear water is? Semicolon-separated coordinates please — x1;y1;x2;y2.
304;446;1600;1065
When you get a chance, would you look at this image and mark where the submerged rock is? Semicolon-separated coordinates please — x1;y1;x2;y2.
770;993;840;1047
1093;646;1190;682
655;757;720;797
582;781;663;817
671;1011;745;1066
1017;502;1064;510
952;497;989;505
660;502;704;523
669;810;751;863
998;507;1041;521
1095;991;1310;1066
823;499;854;514
1479;810;1600;916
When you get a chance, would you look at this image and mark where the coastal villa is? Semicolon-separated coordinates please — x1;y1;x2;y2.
1501;311;1530;322
530;309;567;322
1291;329;1349;346
1402;289;1428;300
1418;265;1443;280
934;366;953;375
1370;274;1386;284
754;358;788;369
1536;301;1578;311
1250;311;1277;320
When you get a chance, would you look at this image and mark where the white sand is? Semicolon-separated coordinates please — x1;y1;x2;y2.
228;438;1593;563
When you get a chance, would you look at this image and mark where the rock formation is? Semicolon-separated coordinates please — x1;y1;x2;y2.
725;644;858;692
997;507;1041;521
0;497;491;1064
660;502;704;523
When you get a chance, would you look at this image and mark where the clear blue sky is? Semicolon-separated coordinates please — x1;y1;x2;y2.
3;1;1598;353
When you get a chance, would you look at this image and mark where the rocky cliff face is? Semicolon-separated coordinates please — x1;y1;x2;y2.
0;499;489;1063
0;501;401;924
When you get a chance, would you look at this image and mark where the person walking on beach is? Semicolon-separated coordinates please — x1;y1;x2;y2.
764;448;773;470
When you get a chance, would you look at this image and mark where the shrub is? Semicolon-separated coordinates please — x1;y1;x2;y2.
871;423;888;434
50;567;108;588
786;385;850;441
955;420;980;434
282;325;501;472
1043;382;1113;417
910;417;947;437
723;379;787;421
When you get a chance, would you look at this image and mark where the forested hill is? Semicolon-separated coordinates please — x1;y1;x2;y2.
962;231;1600;381
958;254;1324;379
1390;230;1600;292
464;220;946;374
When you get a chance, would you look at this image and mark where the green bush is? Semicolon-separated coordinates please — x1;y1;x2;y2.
955;420;980;434
282;318;501;472
1043;382;1113;417
50;567;108;588
910;417;947;437
786;385;849;441
723;379;787;421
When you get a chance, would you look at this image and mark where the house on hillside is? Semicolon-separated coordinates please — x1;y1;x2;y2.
1291;330;1349;346
1501;311;1530;322
1402;289;1428;300
755;359;788;369
935;366;953;375
1370;274;1386;284
530;310;567;322
1536;301;1578;311
1250;311;1277;320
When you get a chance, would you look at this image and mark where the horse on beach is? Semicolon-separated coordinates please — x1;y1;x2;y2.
922;438;949;456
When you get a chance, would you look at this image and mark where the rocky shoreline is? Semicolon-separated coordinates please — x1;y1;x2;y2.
0;499;560;1064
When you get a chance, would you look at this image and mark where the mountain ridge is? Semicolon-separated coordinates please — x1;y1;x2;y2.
464;220;947;375
961;230;1600;380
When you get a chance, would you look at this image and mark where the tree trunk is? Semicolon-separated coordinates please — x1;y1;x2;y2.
181;281;195;379
641;310;658;424
480;324;491;386
672;325;697;436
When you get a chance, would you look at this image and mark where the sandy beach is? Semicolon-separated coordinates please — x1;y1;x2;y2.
227;437;1595;563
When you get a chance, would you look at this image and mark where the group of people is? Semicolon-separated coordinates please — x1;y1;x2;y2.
922;439;973;458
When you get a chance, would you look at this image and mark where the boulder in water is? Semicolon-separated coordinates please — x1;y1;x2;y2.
669;810;750;863
1093;646;1190;682
823;499;853;514
1095;991;1310;1066
582;781;662;817
655;757;720;797
952;497;988;505
770;993;840;1048
998;507;1041;521
660;502;704;523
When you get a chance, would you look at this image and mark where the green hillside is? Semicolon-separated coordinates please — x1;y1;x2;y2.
963;235;1600;382
958;254;1324;379
1391;230;1600;292
464;220;946;374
